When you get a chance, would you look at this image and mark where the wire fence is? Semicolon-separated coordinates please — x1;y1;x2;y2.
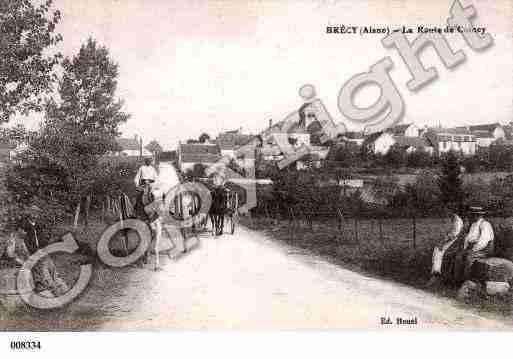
248;205;512;250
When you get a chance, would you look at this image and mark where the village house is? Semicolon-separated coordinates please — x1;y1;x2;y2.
363;132;395;155
468;123;505;147
424;128;477;156
296;145;330;169
216;129;254;159
177;142;221;173
388;123;422;138
113;135;152;157
364;129;433;155
260;144;283;162
287;122;311;148
393;136;434;154
340;131;365;146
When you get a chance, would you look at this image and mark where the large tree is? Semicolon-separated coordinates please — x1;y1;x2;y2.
145;140;163;156
6;38;130;229
0;0;62;122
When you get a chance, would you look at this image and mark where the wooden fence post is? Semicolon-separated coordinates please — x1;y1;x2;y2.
288;208;295;238
379;218;384;244
101;200;105;224
337;208;343;232
264;205;271;224
412;217;417;250
354;217;359;243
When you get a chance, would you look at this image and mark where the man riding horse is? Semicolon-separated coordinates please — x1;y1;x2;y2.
134;160;186;270
134;158;157;220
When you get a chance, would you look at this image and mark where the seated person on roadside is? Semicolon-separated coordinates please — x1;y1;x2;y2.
426;211;464;287
22;215;70;296
0;228;30;267
455;206;495;282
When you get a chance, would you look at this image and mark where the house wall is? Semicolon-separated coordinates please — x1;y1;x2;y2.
120;149;140;157
373;133;395;154
437;139;476;155
220;149;236;158
289;133;310;147
476;138;495;147
493;127;506;139
404;124;421;137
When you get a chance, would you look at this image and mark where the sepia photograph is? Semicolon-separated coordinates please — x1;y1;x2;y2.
1;0;513;354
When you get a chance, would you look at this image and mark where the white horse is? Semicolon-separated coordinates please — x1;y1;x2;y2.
146;162;187;271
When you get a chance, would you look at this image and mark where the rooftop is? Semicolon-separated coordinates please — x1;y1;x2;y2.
216;131;254;150
388;123;415;135
469;123;502;133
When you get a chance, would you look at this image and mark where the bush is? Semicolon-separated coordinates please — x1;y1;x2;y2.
403;170;445;217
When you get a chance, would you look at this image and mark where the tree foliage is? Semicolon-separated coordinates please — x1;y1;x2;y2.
198;133;210;143
145;140;163;155
438;151;464;211
0;0;62;122
3;38;129;233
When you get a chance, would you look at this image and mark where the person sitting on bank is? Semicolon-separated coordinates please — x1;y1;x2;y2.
19;214;69;297
0;228;30;267
455;206;495;283
426;211;464;287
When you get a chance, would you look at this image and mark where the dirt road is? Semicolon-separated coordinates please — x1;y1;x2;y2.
2;226;511;330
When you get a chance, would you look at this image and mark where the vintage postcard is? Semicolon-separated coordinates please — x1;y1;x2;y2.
1;0;513;347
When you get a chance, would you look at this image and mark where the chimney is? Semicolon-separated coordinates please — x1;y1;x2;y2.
269;119;273;129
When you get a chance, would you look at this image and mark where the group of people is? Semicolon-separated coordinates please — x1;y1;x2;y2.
427;206;495;287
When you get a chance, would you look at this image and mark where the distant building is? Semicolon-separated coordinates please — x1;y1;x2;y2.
388;123;422;138
177;143;221;172
468;123;505;147
113;135;152;157
363;132;395;155
216;129;254;158
260;145;283;162
425;128;477;156
393;136;434;154
340;131;365;146
287;122;311;148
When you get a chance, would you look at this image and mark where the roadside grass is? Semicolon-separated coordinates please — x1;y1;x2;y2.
1;215;151;330
241;215;513;318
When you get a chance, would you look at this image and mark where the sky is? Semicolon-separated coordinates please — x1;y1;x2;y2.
15;0;513;150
